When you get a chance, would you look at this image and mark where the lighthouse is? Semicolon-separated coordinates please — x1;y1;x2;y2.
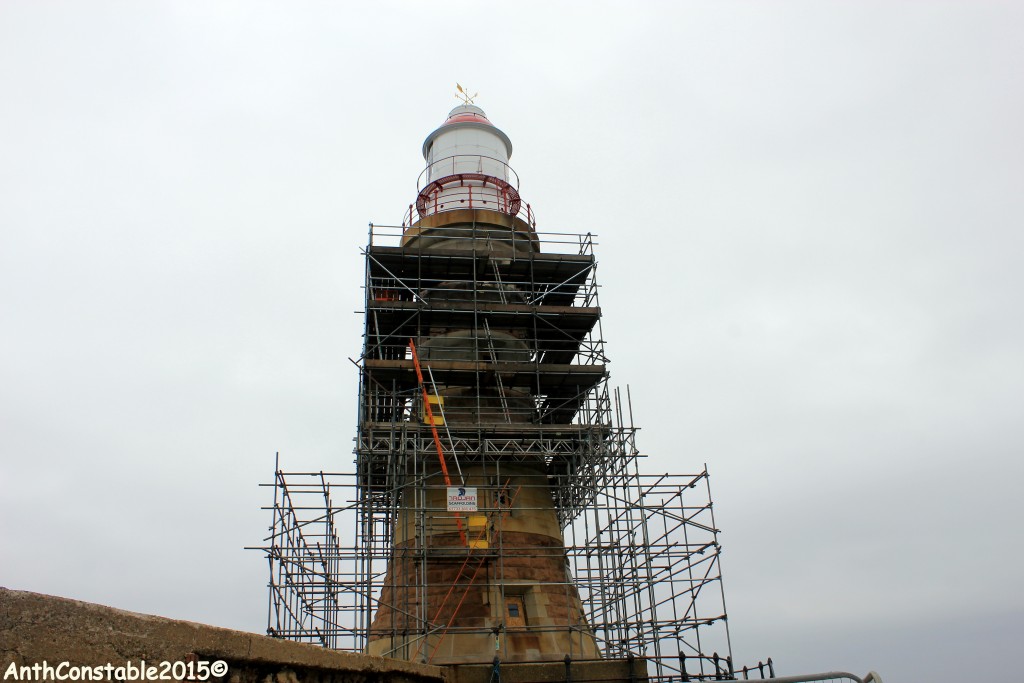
359;102;607;664
261;98;737;679
259;95;874;683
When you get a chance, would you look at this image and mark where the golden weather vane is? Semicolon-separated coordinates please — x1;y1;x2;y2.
455;83;478;105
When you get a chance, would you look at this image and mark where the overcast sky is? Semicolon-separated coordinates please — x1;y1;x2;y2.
2;3;1022;682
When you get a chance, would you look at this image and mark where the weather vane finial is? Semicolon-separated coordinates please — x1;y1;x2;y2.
455;83;478;105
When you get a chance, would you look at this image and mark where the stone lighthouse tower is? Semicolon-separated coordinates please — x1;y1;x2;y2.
359;101;607;665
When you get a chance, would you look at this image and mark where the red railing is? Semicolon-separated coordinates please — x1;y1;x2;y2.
401;154;537;228
403;192;536;229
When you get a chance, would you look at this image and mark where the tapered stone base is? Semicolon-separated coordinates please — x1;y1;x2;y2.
368;521;599;663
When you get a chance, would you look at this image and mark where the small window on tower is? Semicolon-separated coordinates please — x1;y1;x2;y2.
505;595;526;627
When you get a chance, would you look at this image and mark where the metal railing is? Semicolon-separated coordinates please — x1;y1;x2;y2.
417;154;520;191
397;154;538;228
743;673;883;683
402;195;537;230
369;222;595;255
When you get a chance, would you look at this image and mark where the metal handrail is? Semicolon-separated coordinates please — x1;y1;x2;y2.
366;275;599;308
744;673;883;683
402;195;537;230
370;223;595;253
417;154;520;191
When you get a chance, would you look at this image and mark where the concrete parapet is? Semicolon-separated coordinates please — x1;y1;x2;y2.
1;589;645;683
0;588;443;683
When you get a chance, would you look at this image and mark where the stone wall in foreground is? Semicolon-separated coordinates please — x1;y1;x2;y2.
0;588;644;683
0;588;443;683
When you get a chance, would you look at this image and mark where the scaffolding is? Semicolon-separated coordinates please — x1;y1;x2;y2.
261;459;734;679
257;223;741;680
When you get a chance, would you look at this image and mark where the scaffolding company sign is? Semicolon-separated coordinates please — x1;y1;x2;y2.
447;486;478;512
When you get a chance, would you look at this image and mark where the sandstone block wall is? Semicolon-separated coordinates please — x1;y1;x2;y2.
1;588;644;683
0;588;442;683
